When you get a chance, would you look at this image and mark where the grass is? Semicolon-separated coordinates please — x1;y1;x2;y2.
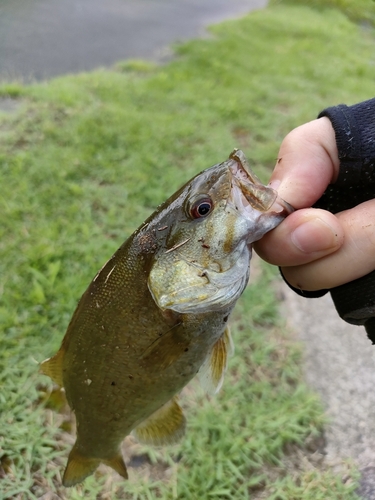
271;0;375;25
1;0;374;498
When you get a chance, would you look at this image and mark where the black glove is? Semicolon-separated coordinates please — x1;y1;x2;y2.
284;99;375;343
314;183;375;343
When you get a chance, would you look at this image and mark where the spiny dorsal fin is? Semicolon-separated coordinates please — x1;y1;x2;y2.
62;444;100;487
198;326;233;395
39;348;65;387
132;397;186;446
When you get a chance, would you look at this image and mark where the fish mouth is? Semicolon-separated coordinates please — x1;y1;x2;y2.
228;149;294;218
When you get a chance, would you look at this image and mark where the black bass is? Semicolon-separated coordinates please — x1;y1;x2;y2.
41;149;293;486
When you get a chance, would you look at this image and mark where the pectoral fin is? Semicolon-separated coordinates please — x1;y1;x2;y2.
198;326;233;395
133;397;186;446
224;325;234;357
39;348;65;387
140;326;189;370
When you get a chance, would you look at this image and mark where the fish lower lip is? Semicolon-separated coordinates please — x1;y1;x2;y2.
270;196;294;217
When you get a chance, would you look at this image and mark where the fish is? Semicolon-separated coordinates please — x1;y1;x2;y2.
40;149;293;487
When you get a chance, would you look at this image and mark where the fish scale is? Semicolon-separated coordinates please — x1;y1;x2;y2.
40;149;293;486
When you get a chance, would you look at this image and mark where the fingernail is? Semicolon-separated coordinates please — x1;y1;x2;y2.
291;218;339;253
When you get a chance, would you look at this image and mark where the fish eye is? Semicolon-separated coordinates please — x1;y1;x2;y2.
189;196;213;219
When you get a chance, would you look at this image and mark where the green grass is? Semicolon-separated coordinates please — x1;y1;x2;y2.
1;1;373;498
272;0;375;25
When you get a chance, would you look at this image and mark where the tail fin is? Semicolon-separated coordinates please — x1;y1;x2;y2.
103;454;128;480
62;443;128;487
62;445;100;487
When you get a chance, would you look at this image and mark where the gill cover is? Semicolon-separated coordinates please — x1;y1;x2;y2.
148;150;293;314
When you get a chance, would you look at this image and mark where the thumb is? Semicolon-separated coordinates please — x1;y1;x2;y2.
280;200;375;291
254;208;344;267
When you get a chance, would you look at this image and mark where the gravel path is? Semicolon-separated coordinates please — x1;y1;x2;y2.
282;284;375;498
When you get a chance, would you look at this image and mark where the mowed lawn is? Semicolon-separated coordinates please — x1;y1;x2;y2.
1;1;374;498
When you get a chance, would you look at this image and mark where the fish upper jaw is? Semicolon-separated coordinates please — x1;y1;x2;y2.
227;149;294;243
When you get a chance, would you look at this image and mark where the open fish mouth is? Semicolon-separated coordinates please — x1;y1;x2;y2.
228;149;293;219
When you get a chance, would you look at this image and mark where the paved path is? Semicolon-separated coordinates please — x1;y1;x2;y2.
0;0;266;82
282;284;375;498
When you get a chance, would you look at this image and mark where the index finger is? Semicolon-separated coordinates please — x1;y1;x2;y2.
269;117;340;209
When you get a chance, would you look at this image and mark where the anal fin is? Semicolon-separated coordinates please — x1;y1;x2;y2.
133;397;186;446
40;348;65;387
198;326;233;395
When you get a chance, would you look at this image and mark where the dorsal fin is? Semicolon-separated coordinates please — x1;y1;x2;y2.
132;397;186;446
198;326;233;395
39;348;65;387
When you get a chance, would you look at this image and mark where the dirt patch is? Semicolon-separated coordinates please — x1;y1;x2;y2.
0;97;20;113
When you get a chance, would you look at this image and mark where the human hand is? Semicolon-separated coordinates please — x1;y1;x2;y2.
254;117;375;291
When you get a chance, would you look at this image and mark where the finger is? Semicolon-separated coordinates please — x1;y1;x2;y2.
281;200;375;291
269;117;340;208
254;208;344;266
